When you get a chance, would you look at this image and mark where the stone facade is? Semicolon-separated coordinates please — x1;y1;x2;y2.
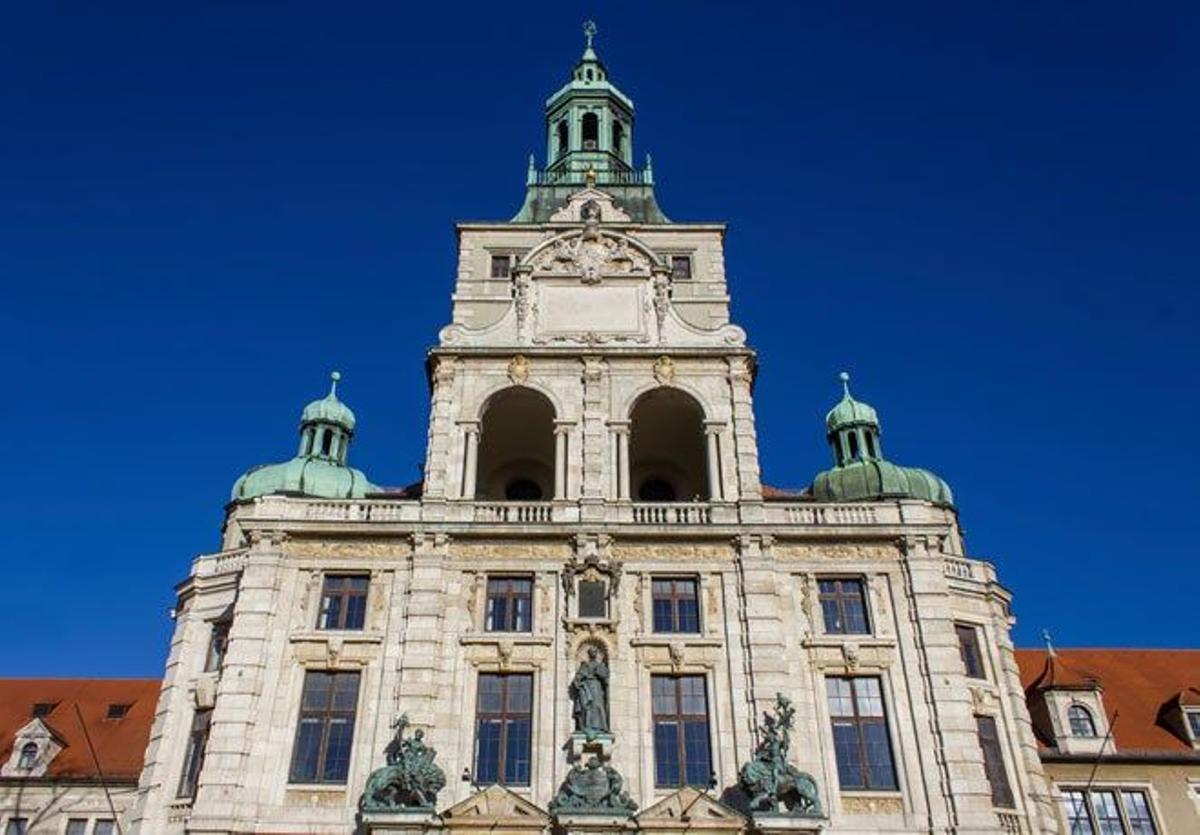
130;28;1064;835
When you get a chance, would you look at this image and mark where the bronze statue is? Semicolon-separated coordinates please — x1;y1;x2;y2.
569;646;610;736
738;694;822;816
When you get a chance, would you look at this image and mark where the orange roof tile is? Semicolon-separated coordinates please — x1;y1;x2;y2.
0;678;159;781
1015;649;1200;754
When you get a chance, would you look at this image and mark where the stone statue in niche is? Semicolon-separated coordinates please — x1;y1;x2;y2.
360;715;447;812
569;646;610;737
738;694;822;816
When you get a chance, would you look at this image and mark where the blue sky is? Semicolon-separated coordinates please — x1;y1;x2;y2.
2;2;1197;676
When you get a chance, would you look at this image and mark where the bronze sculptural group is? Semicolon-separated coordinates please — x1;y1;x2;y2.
738;694;822;816
360;715;447;812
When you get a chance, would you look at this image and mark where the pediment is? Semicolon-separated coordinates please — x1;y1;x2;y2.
442;784;551;827
522;229;660;280
635;787;746;829
547;187;632;223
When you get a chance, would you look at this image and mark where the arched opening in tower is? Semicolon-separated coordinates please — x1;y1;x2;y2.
628;388;709;502
582;112;599;150
476;388;556;501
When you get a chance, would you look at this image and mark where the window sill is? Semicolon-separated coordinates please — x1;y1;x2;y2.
289;630;383;644
460;633;553;646
630;636;722;647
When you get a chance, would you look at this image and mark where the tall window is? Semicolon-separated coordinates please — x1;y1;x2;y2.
205;620;230;672
818;578;870;635
16;743;37;770
652;578;701;634
485;577;533;632
826;677;897;790
956;623;986;679
4;820;27;835
489;254;512;279
177;709;212;798
582;113;599;149
474;673;532;786
289;671;361;784
1068;705;1098;738
65;821;87;835
318;575;368;631
1062;788;1158;835
975;715;1014;807
93;823;116;835
670;255;692;280
557;121;568;155
651;675;712;788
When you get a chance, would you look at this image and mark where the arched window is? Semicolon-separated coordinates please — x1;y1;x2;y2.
557;121;568;156
611;121;625;156
475;388;556;501
582;113;599;150
847;432;859;461
1067;705;1097;737
321;430;334;456
865;433;877;458
17;742;37;769
629;388;709;501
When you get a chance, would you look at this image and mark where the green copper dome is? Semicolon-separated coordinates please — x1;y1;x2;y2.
826;372;879;432
301;371;356;431
231;371;377;501
810;372;954;507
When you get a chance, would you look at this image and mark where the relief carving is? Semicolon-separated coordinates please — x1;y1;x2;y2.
530;231;652;280
842;795;903;815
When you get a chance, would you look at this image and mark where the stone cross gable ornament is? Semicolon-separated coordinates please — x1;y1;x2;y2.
738;694;822;816
360;714;447;812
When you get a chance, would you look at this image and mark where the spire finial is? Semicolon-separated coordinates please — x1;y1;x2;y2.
583;20;597;49
329;370;341;398
1042;629;1056;658
839;371;851;398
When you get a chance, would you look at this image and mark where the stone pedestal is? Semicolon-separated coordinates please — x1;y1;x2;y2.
360;809;442;835
568;731;615;761
748;814;824;835
554;812;635;835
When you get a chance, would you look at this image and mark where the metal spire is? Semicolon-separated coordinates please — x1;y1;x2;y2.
583;20;597;49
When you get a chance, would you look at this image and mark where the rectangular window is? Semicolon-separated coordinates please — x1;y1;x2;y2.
651;675;712;788
651;578;701;634
485;577;533;632
204;621;230;672
975;715;1014;807
318;575;369;631
4;820;27;835
474;673;533;786
93;823;115;835
289;670;361;784
956;623;986;679
177;709;212;798
818;578;870;635
578;579;608;619
490;254;512;279
1060;788;1158;835
826;676;897;790
1186;710;1200;739
65;821;88;835
670;255;692;280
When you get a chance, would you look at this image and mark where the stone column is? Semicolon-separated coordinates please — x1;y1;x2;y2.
554;423;570;499
460;422;480;499
613;424;631;501
704;422;724;501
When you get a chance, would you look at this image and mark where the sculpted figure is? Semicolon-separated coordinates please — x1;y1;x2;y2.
569;647;610;735
738;694;822;816
360;715;447;812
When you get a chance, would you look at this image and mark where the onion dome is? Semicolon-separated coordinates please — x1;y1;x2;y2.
231;372;377;501
810;372;954;506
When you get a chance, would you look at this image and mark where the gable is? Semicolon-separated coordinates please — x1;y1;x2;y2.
442;784;551;829
635;787;746;830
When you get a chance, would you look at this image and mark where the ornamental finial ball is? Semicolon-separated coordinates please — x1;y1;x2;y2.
838;371;851;396
330;370;341;396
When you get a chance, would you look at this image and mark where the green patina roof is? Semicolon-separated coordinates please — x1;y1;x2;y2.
232;456;375;501
826;371;879;432
811;459;954;506
231;371;378;502
811;372;954;507
301;371;356;431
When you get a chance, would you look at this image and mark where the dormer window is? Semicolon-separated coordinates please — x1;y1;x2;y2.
106;703;131;721
31;702;57;718
16;742;37;770
1068;704;1098;737
1186;709;1200;740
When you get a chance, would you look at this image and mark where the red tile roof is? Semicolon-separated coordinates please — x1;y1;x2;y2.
1015;649;1200;754
0;679;159;781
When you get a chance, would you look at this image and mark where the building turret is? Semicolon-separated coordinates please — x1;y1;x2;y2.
810;372;954;505
231;372;378;501
514;21;667;223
